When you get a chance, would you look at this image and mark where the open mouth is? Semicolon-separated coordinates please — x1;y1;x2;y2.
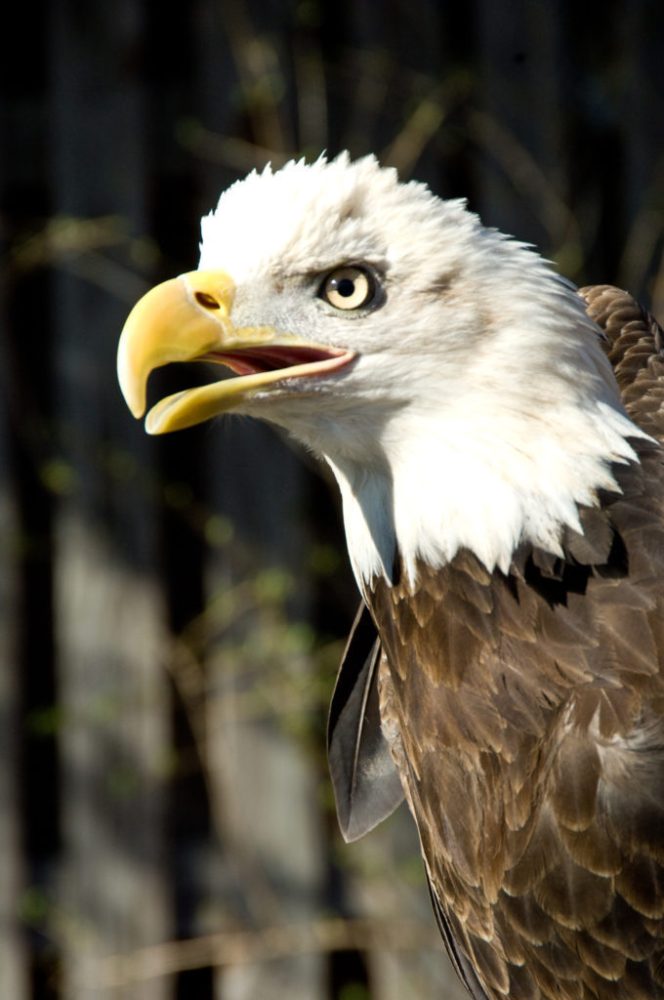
140;342;356;435
116;269;356;435
205;344;353;377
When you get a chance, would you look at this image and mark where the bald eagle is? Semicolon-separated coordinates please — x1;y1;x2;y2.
118;154;664;1000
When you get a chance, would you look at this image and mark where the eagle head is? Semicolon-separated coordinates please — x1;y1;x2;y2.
118;154;641;587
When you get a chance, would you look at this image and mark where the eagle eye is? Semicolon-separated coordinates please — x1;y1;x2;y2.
320;266;375;311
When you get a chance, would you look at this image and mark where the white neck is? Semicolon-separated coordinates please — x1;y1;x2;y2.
326;384;642;592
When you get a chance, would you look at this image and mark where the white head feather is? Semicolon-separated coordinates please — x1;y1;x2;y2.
199;154;644;590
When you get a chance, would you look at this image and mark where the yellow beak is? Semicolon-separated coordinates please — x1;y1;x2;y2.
117;270;355;434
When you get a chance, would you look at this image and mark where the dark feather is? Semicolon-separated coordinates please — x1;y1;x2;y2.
427;878;492;1000
327;602;404;842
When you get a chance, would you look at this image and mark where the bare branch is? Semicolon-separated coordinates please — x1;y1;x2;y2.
91;917;441;987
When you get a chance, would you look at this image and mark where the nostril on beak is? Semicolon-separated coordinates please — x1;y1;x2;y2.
194;291;221;310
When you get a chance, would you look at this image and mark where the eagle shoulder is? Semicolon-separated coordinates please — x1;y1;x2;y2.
580;283;664;440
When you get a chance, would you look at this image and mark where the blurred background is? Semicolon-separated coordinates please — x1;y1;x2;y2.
2;1;663;998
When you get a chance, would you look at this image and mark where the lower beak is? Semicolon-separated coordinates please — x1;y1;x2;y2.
117;270;355;434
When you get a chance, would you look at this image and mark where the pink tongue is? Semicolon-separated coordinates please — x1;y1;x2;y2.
212;346;340;376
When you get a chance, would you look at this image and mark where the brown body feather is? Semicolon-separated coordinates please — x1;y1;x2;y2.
367;287;664;999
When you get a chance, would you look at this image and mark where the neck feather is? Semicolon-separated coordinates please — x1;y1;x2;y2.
327;391;643;592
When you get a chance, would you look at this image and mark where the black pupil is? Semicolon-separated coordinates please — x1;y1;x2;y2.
336;277;356;298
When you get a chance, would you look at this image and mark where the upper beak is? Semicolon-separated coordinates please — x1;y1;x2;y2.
117;270;355;434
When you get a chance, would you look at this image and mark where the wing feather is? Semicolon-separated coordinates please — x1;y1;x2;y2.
327;602;404;842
